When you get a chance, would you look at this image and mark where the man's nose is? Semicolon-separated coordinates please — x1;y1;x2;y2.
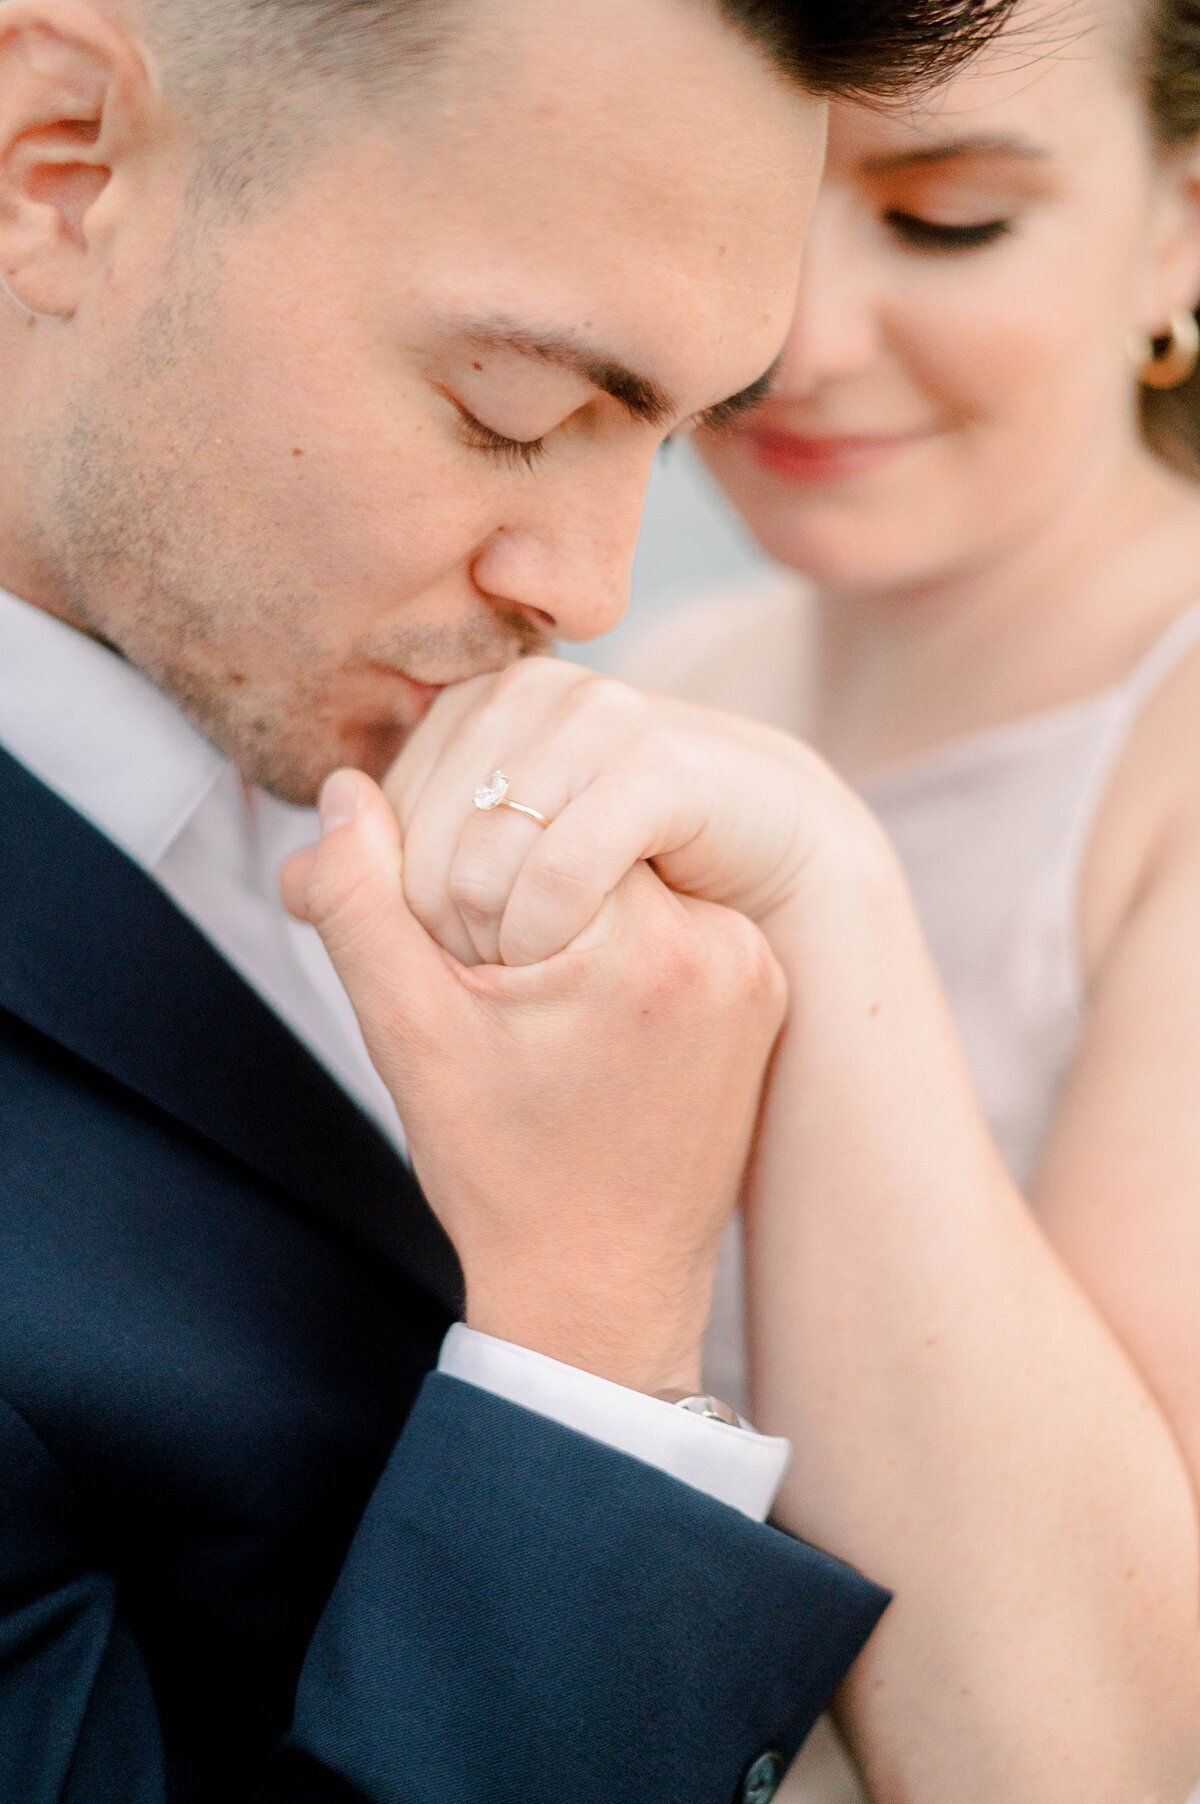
470;465;650;646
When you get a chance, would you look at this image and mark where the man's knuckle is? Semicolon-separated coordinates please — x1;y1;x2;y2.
729;907;770;965
719;916;787;1013
749;938;788;1021
649;921;704;992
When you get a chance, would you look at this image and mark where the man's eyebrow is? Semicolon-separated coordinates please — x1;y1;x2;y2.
452;317;676;427
697;362;781;433
861;134;1051;174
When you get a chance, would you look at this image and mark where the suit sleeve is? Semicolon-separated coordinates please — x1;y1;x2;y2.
0;1377;889;1804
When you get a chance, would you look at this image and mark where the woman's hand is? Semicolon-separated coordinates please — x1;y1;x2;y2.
384;655;867;967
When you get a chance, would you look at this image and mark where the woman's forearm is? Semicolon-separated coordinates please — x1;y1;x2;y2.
750;826;1200;1803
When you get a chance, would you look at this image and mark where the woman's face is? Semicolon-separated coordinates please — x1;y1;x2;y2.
699;2;1200;594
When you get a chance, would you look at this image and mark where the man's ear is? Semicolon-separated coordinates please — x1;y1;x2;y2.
0;0;150;319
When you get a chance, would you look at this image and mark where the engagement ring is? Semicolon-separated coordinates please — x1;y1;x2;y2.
473;770;550;829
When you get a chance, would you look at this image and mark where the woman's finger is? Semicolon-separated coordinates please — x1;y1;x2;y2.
435;666;677;962
399;661;594;957
497;763;705;966
382;672;502;833
448;805;549;965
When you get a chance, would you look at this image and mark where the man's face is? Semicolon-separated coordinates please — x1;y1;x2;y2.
11;0;821;803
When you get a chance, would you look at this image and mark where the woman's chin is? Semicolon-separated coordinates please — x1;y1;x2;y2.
752;517;929;593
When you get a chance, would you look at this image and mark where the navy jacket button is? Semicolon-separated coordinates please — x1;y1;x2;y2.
741;1749;785;1804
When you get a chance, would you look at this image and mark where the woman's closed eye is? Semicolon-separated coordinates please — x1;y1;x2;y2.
885;210;1013;253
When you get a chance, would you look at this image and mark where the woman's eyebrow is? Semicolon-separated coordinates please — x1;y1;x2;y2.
861;133;1052;173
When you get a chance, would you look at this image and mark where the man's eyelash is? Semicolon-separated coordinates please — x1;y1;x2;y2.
455;408;549;470
885;212;1012;253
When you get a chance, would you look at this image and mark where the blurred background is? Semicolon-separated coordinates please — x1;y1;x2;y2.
578;441;768;672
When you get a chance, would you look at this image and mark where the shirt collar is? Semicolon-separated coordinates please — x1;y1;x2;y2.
0;586;229;871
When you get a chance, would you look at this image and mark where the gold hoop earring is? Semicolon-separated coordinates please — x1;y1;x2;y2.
1138;309;1200;389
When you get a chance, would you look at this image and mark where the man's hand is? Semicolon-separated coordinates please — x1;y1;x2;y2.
385;657;867;969
281;770;787;1394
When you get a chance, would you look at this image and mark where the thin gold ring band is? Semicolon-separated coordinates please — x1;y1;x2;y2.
496;798;550;827
473;769;550;830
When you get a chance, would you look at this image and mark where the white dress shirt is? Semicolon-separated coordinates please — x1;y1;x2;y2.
0;586;788;1519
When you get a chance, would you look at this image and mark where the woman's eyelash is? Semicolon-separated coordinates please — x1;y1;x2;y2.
884;212;1012;253
455;408;549;470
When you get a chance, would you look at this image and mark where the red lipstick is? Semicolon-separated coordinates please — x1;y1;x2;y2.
745;427;917;484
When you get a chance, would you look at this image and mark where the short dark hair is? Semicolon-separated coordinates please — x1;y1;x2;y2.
153;0;1017;131
717;0;1016;97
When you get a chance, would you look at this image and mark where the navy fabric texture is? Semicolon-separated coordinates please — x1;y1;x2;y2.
0;744;889;1800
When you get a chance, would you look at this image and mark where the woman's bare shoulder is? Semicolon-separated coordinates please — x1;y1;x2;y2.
617;570;810;732
1083;629;1200;979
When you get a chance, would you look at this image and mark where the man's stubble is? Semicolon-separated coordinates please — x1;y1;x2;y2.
32;266;535;807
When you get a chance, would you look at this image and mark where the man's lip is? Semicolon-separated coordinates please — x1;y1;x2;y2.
398;676;447;720
394;665;518;721
742;426;925;482
375;657;534;692
404;681;442;710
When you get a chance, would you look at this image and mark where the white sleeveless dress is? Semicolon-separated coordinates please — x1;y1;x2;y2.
625;582;1200;1803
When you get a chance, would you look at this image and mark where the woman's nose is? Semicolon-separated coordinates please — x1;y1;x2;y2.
774;198;882;394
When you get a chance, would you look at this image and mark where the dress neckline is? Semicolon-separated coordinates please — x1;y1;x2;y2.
853;595;1200;804
857;685;1120;804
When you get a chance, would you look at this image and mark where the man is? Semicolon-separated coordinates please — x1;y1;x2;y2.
0;0;1009;1798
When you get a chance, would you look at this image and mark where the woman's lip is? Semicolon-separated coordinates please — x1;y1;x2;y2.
743;427;923;482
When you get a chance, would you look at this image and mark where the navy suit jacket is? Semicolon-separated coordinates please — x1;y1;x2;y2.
0;742;888;1802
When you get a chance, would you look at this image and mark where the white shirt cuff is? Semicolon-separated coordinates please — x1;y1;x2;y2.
437;1323;790;1521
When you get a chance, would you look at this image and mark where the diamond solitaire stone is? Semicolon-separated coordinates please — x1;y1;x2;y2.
473;770;510;811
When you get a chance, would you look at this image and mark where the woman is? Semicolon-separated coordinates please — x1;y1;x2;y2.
322;0;1200;1794
632;0;1200;1792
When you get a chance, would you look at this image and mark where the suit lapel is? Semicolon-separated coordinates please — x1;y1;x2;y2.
0;743;463;1316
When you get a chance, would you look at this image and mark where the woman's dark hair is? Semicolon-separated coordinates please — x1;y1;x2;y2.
1141;0;1200;468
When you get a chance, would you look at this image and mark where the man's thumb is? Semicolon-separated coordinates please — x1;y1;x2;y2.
280;770;448;1067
